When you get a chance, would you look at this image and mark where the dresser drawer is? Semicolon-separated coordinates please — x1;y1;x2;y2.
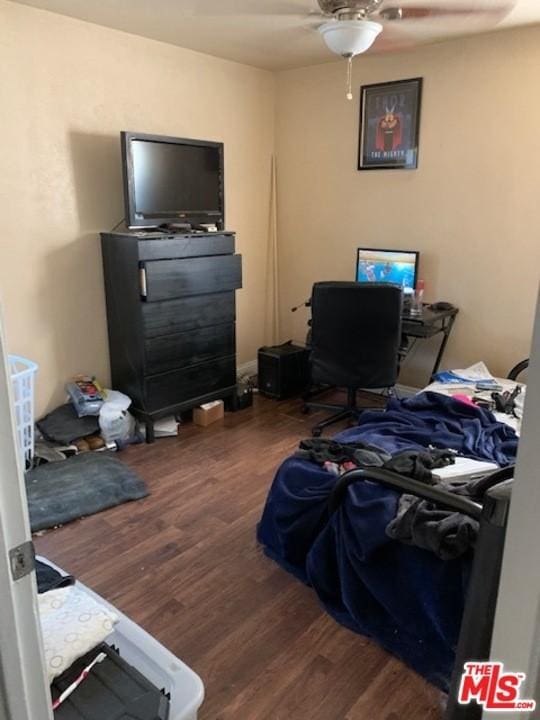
144;324;235;375
138;234;234;261
144;356;236;413
142;255;242;302
142;292;236;338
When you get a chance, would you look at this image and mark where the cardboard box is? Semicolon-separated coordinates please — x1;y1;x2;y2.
193;400;224;427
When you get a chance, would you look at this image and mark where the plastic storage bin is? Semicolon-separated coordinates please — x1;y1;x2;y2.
9;355;38;467
39;558;205;720
88;588;205;720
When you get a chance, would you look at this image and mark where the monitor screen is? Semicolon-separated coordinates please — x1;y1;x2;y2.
121;132;224;228
356;248;419;291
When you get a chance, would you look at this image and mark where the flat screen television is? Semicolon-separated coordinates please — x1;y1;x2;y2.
356;247;419;292
121;131;224;229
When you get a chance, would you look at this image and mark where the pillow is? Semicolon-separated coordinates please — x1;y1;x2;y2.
38;586;118;683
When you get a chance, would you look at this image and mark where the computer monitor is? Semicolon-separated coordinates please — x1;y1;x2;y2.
355;248;419;292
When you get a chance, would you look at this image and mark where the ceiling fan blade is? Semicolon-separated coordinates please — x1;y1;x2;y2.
370;33;415;52
375;0;516;48
301;18;328;31
380;0;514;21
183;0;312;17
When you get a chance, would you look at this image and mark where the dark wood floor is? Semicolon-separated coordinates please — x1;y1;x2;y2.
34;395;443;720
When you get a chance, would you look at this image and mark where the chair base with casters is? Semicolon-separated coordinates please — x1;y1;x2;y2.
305;386;393;437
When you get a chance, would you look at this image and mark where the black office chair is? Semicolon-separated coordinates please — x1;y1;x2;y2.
305;281;403;437
327;465;514;720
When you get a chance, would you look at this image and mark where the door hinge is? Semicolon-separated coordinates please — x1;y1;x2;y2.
9;540;35;581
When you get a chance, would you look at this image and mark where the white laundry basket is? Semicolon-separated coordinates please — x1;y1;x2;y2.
9;355;38;467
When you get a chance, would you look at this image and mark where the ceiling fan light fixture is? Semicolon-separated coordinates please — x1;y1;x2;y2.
318;19;383;57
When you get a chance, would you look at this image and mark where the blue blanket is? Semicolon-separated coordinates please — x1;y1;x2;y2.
333;392;518;464
257;393;518;690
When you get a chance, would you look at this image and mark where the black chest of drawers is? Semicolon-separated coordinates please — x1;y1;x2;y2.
100;230;242;441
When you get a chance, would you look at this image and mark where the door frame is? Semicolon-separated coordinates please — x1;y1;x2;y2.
487;287;540;717
0;308;51;720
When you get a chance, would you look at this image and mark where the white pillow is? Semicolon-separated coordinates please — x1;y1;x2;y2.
38;586;118;683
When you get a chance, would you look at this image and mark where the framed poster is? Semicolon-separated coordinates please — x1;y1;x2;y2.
358;77;423;170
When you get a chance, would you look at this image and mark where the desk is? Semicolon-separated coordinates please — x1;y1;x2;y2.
400;304;459;381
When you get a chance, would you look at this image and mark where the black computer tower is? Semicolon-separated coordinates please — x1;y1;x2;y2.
258;343;310;400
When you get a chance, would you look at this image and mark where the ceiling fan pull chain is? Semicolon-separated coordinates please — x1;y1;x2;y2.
346;54;353;101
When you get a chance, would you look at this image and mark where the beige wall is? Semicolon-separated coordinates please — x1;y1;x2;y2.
2;2;539;416
276;27;540;387
0;0;275;414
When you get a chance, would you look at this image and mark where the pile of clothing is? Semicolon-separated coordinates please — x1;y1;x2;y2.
257;392;518;691
297;392;517;560
296;437;455;483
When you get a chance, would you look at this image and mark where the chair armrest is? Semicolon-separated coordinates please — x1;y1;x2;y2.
507;358;529;380
328;467;485;519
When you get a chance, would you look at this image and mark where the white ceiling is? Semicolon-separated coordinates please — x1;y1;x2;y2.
10;0;540;70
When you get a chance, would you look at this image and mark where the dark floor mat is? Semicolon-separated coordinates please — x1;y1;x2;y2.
26;453;149;532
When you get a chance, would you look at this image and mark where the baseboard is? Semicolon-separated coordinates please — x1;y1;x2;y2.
237;359;258;380
236;361;420;399
367;384;419;399
394;383;421;398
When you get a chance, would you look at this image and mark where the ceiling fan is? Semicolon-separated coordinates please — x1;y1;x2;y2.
307;0;514;97
186;0;515;93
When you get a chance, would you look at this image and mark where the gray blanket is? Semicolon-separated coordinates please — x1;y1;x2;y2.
26;452;149;532
386;477;483;560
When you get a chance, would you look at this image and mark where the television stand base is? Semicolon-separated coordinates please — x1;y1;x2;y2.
159;222;192;232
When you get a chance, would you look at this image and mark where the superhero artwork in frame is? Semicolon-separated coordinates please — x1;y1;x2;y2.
358;77;423;170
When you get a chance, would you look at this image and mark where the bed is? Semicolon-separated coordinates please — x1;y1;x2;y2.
257;391;519;691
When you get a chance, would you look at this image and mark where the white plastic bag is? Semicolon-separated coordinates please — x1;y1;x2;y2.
99;390;135;444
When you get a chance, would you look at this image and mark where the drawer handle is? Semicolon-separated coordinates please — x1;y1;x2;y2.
139;266;147;299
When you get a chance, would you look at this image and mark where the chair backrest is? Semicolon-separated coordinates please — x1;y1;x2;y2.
310;281;403;389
